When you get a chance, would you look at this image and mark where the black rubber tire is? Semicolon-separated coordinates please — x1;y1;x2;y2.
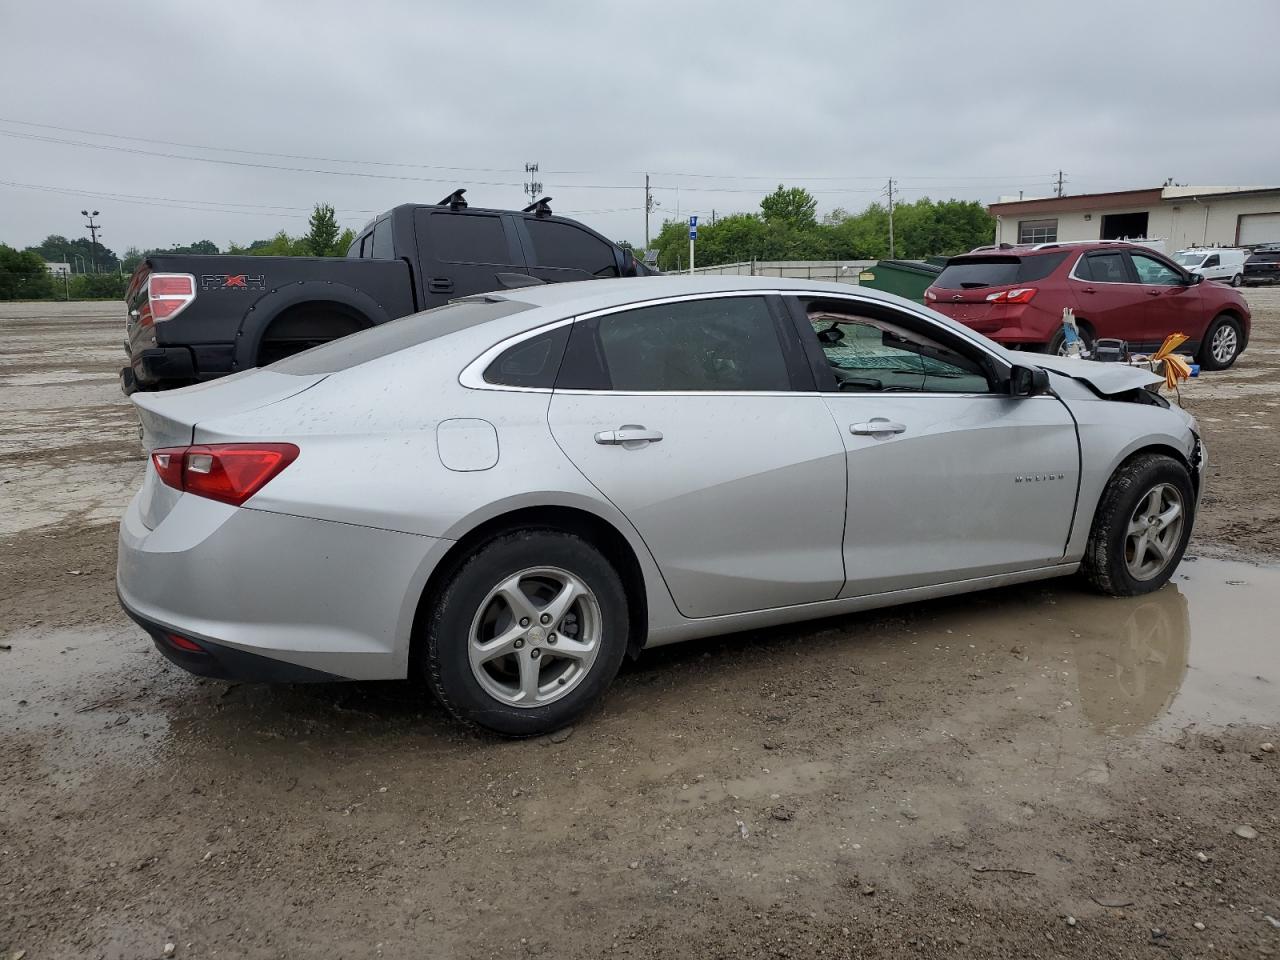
1081;453;1194;597
1230;273;1243;288
1047;324;1094;357
1197;313;1243;371
421;529;629;736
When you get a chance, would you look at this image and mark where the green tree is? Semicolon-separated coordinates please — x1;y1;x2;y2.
69;272;128;299
304;203;341;257
121;246;144;273
0;244;56;300
336;227;357;255
24;234;119;273
760;185;818;229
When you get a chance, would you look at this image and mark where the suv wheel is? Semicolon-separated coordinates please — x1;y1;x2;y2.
422;529;629;735
1198;314;1243;370
1082;453;1193;597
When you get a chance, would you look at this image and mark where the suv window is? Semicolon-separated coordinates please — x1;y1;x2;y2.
426;212;510;265
1075;251;1128;283
809;310;991;394
526;220;618;276
1131;252;1183;285
556;297;791;392
934;253;1066;289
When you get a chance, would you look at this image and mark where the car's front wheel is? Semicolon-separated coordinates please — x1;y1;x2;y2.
1198;313;1243;370
1082;453;1194;597
421;529;630;735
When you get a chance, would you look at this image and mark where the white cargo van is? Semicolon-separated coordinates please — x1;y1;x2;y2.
1173;248;1248;286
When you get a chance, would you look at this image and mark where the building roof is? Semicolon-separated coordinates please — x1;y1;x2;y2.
989;185;1280;217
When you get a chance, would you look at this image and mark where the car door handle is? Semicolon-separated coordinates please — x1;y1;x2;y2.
594;426;664;445
1146;289;1161;296
1081;287;1097;294
850;419;906;437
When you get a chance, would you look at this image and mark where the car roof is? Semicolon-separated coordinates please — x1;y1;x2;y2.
962;241;1143;257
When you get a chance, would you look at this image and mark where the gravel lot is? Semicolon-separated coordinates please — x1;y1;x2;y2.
2;295;1278;960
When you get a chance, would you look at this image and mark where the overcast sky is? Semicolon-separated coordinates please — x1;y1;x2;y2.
3;0;1279;255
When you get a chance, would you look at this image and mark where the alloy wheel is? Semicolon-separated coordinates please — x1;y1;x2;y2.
467;566;602;708
1124;483;1185;581
1211;324;1238;365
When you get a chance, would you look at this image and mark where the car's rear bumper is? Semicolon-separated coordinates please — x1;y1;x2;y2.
117;491;444;681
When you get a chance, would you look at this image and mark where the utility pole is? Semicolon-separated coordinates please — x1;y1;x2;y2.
82;209;101;272
1055;170;1065;198
644;173;652;249
885;178;896;259
523;163;542;201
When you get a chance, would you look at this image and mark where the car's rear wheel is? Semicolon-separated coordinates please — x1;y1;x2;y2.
422;529;629;735
1082;453;1194;597
1198;313;1243;370
1230;273;1243;287
1047;323;1094;357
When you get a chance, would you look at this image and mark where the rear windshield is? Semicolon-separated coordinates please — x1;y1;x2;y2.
1248;252;1280;263
269;298;533;374
933;253;1067;289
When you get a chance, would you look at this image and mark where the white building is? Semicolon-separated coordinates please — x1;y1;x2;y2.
989;186;1280;252
44;261;72;275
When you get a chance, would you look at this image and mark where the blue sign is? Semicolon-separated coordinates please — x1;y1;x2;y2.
688;215;698;227
689;229;697;240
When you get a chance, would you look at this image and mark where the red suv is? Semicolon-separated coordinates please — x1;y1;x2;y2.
924;241;1252;369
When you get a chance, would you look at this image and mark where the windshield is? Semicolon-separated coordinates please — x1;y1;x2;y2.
269;298;533;374
933;253;1067;290
1174;252;1206;267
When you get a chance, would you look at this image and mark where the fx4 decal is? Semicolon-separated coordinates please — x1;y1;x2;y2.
201;274;266;291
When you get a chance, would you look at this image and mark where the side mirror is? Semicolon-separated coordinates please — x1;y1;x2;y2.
1009;364;1050;397
1180;272;1203;285
618;250;638;278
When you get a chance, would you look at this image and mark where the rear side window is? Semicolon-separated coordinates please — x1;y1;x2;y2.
371;220;394;259
1075;251;1128;283
270;299;533;374
933;253;1066;289
557;297;791;392
483;325;570;388
526;220;618;276
421;211;511;265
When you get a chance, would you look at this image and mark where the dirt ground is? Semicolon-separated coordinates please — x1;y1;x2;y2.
2;296;1278;960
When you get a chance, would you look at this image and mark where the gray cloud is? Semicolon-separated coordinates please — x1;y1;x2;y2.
2;0;1278;253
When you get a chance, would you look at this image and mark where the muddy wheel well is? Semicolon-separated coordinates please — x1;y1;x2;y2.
254;301;371;366
409;506;649;672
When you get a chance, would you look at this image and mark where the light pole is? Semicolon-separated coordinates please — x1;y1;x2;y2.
82;210;101;273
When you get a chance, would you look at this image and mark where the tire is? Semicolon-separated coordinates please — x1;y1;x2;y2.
1231;273;1243;288
421;529;630;736
1047;323;1094;357
1197;313;1243;370
1082;453;1194;597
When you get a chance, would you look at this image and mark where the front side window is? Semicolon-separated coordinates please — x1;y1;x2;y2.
526;220;618;276
556;297;791;392
1018;218;1058;244
1131;252;1183;286
1203;254;1220;268
808;309;992;394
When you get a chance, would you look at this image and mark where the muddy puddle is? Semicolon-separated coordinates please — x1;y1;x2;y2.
2;557;1276;790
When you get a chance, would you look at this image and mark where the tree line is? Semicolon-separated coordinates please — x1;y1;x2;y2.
648;185;995;271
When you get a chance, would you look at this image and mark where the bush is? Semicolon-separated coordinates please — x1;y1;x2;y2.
0;244;57;300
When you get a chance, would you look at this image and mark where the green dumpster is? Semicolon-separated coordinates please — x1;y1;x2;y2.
856;259;944;303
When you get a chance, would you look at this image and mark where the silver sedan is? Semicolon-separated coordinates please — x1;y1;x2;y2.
117;277;1203;734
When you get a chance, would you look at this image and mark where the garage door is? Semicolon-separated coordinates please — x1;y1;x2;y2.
1239;212;1280;246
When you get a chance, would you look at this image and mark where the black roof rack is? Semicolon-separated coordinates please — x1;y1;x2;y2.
522;196;553;218
438;189;468;211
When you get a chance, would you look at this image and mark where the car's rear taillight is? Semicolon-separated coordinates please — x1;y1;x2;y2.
150;443;299;506
985;287;1037;304
141;272;196;325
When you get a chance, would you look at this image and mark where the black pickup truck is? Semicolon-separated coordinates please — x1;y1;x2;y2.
122;191;652;392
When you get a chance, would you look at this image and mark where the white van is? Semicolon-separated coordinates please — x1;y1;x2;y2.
1173;248;1248;286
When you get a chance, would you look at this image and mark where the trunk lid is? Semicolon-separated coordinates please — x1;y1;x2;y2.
131;370;326;529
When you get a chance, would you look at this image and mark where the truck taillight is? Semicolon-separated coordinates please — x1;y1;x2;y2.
142;273;196;324
985;287;1037;304
150;443;299;506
